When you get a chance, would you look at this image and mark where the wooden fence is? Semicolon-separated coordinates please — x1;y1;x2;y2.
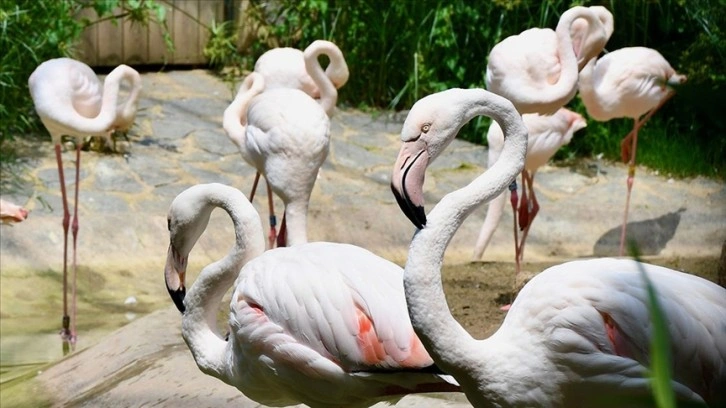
77;0;227;66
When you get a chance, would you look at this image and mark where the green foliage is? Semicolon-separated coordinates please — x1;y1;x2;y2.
239;0;725;179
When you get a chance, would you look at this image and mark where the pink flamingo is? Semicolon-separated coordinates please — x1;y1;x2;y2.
577;47;687;256
485;6;608;115
0;198;29;225
28;58;142;344
391;88;725;408
239;40;348;247
473;109;587;276
164;183;460;406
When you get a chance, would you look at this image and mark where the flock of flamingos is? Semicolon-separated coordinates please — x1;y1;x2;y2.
1;4;722;408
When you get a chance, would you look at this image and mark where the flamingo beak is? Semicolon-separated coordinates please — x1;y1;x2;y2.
391;138;429;229
165;245;187;313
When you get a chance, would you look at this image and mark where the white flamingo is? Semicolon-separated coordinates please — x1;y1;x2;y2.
485;6;607;115
28;57;142;343
570;6;614;70
578;47;687;256
473;109;587;272
390;88;726;407
225;41;337;248
254;40;349;102
164;183;460;407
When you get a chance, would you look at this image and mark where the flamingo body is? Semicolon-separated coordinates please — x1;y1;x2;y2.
578;47;686;122
164;184;459;408
486;6;606;114
391;88;725;407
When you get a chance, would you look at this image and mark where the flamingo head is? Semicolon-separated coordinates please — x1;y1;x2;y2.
164;185;214;313
391;89;471;229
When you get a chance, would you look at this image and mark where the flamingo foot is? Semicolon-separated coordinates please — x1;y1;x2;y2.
500;304;511;312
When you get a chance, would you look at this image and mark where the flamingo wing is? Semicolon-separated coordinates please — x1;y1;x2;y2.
230;242;433;372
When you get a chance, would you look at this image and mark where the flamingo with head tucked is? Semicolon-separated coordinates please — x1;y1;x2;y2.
577;46;687;256
473;109;587;276
254;40;349;101
391;87;726;407
164;183;460;407
28;57;141;344
485;6;607;115
225;41;341;248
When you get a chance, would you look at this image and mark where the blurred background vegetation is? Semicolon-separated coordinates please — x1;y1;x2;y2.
1;0;724;180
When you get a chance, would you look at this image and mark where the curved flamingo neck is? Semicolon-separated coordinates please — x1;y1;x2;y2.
223;73;266;150
111;65;142;129
572;7;613;70
304;41;339;116
404;89;528;376
181;185;265;379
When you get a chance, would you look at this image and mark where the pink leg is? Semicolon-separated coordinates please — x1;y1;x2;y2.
518;171;539;263
54;144;71;341
619;123;639;257
276;213;287;248
265;180;277;249
69;144;81;345
508;179;521;278
249;171;261;202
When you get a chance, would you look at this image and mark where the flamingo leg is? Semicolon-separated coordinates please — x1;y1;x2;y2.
276;213;287;248
249;171;261;202
508;180;521;279
518;170;539;263
618;92;675;256
69;144;81;345
265;180;277;249
54;144;71;341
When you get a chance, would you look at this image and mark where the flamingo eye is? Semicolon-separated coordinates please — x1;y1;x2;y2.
421;123;431;133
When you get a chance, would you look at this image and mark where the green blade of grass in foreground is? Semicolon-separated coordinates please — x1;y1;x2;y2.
628;243;676;408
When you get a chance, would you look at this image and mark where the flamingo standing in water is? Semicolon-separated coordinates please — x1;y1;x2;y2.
473;109;586;274
28;58;142;343
225;41;344;248
391;88;726;407
577;47;687;256
164;183;460;407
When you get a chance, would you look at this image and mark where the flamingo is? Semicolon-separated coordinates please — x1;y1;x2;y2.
485;6;607;115
254;40;349;101
577;47;687;256
28;57;142;343
224;40;336;248
391;88;726;407
163;183;460;407
0;198;29;225
473;109;587;277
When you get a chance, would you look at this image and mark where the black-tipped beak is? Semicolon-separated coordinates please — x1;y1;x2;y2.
391;139;429;229
165;245;187;313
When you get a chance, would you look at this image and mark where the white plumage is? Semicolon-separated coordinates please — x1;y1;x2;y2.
391;88;725;407
164;183;459;408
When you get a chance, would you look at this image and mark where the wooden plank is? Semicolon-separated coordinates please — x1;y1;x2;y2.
95;5;125;66
148;1;174;64
76;7;99;66
122;11;148;65
171;0;200;64
198;0;224;63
